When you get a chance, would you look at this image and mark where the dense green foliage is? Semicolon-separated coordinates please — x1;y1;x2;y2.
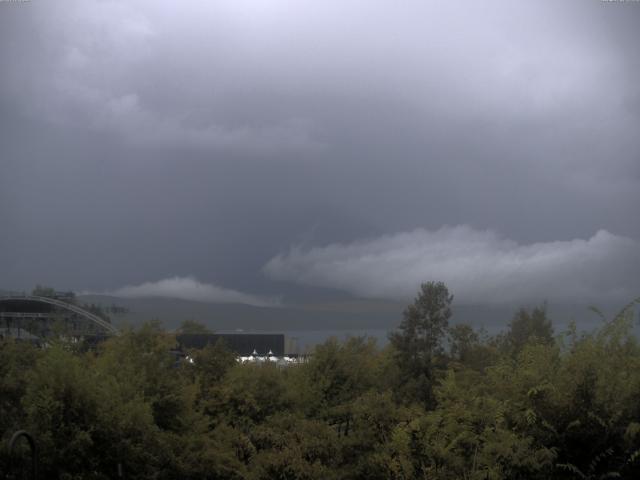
389;282;453;408
178;319;214;334
2;285;640;479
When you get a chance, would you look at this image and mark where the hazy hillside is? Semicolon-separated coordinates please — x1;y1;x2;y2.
76;294;615;335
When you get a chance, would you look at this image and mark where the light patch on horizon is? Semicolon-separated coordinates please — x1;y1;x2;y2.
97;276;279;307
264;226;640;305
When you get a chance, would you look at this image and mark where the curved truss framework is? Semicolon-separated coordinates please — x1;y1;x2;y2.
0;295;119;335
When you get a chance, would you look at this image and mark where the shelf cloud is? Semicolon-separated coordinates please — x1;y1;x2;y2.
1;1;639;301
264;226;640;305
102;276;278;307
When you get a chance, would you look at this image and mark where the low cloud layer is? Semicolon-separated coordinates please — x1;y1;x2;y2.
264;226;640;305
103;276;277;307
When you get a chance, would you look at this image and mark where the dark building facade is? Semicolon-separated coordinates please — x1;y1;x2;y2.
176;333;286;356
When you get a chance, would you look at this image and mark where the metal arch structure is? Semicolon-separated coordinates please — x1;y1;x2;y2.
0;294;119;336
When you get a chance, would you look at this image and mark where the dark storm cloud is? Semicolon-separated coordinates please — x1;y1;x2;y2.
1;0;638;305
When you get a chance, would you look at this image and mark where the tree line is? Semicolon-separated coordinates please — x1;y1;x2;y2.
1;282;640;479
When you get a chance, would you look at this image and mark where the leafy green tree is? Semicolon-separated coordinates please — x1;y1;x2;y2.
168;421;249;480
0;339;41;474
194;338;237;387
548;301;640;479
0;339;40;432
193;338;239;422
389;281;453;407
301;336;382;412
178;319;213;334
3;295;640;479
213;363;293;432
448;323;479;363
249;413;340;480
500;305;554;355
22;345;109;477
19;334;173;478
448;323;498;371
338;391;418;480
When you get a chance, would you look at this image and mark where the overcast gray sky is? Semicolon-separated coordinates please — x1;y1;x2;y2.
1;0;639;307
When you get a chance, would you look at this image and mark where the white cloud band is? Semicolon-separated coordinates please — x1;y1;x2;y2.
264;226;640;304
104;276;277;307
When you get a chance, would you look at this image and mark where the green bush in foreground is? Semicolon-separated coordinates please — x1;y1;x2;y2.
1;285;639;479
